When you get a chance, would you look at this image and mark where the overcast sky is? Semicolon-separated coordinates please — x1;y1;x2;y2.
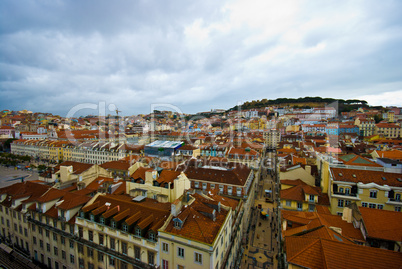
1;0;402;117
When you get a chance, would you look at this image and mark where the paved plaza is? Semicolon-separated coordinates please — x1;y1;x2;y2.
0;166;39;188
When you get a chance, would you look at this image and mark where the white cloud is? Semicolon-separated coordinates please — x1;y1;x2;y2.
0;0;402;116
358;90;402;107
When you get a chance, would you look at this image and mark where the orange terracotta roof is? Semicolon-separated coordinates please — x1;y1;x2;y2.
286;236;402;269
130;167;153;180
36;188;66;203
57;192;91;210
374;150;402;160
330;167;402;187
100;160;131;171
54;161;94;175
359;207;402;242
282;210;364;242
157;170;181;185
82;195;170;232
182;165;251;186
163;197;229;244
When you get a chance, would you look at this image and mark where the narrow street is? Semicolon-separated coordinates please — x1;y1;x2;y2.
240;150;280;269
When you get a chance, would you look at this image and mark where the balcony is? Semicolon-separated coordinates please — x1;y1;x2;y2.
333;192;357;197
386;198;402;205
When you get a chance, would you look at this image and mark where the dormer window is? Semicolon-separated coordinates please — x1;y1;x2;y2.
111;220;116;228
309;195;314;202
135;227;141;237
100;217;105;225
90;214;95;222
173;219;182;229
149;232;156;241
122;224;128;232
80;211;85;218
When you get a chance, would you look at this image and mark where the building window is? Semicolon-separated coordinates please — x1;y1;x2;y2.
194;182;199;188
87;247;93;257
122;242;127;255
345;200;351;206
78;258;84;268
195;252;203;264
228;186;232;195
46;243;50;252
178;247;184;258
99;234;104;245
78;227;83;238
162;259;168;269
53;233;58;242
98;251;104;262
149;232;156;241
110;238;115;250
377;204;383;210
88;230;93;241
135;227;141;237
122;224;128;232
78;243;83;254
369;203;376;209
297;202;302;210
369;190;377;198
90;214;95;222
162;242;169;253
219;185;223;193
339;187;344;193
345;188;350;195
100;217;105;224
309;195;314;202
120;261;128;269
109;256;115;266
395;206;401;212
148;251;155;265
362;202;368;207
40;240;43;249
135;246;141;260
62;250;66;260
338;200;344;208
337;212;343;216
70;240;74;248
70;255;75;264
396;194;401;201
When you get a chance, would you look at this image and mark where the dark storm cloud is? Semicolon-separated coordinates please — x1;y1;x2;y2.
1;0;402;116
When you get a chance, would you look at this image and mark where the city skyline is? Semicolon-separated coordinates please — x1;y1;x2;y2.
1;0;402;116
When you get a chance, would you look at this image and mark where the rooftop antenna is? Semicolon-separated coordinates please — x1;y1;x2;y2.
115;108;121;117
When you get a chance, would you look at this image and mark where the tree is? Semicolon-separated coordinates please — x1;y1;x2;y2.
374;114;383;123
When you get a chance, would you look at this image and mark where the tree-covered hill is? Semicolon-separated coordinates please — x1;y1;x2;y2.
227;96;368;112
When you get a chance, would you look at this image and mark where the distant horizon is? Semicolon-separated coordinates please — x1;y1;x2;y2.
1;94;400;118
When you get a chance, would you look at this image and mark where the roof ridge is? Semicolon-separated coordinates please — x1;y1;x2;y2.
319;239;329;269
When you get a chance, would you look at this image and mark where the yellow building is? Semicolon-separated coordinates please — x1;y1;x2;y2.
354;118;376;137
76;193;171;269
375;123;400;138
127;167;191;203
158;192;240;269
280;179;329;212
49;161;111;188
328;167;402;215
